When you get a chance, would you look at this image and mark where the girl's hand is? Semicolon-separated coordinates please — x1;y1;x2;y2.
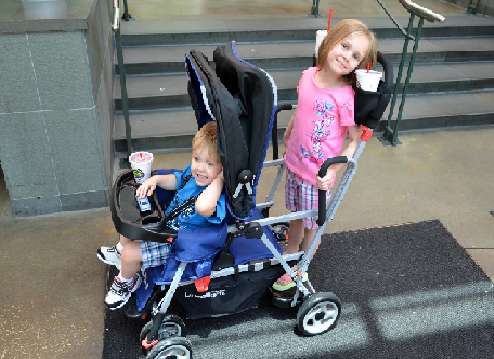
136;176;157;198
316;169;337;191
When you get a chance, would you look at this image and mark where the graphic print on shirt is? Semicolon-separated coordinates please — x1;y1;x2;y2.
166;195;196;230
300;98;336;160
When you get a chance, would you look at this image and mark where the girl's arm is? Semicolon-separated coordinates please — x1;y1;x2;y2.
195;172;224;217
316;126;362;190
284;113;296;145
136;174;177;198
340;125;362;160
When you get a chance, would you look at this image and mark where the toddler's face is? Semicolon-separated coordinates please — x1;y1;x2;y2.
191;145;222;186
325;32;369;76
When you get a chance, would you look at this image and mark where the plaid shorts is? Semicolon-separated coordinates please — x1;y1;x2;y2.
140;240;171;270
285;169;330;230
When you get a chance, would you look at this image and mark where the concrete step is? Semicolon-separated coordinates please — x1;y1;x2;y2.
119;15;494;46
114;89;494;153
118;37;494;74
115;62;494;110
113;14;494;155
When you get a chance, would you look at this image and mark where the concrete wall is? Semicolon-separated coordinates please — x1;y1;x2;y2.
86;0;115;210
0;0;114;216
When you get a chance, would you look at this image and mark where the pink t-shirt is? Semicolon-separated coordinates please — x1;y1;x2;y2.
285;67;356;185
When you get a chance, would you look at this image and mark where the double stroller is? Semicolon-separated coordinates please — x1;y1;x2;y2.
110;41;393;358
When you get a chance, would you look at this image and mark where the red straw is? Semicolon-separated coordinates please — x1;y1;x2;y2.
327;8;334;31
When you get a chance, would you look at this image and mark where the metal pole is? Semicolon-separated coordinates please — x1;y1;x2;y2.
466;0;480;14
380;15;415;145
122;0;132;20
311;0;320;17
115;27;133;156
391;17;424;146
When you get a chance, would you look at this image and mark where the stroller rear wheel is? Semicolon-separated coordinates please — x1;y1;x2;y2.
141;314;187;343
146;336;193;359
296;292;341;336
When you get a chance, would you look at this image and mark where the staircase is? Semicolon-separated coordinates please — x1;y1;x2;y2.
113;15;494;162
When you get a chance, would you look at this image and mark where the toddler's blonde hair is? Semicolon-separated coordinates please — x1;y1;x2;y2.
192;121;220;163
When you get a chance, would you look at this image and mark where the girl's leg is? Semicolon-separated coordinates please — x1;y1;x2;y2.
274;219;305;288
301;227;317;253
284;218;305;254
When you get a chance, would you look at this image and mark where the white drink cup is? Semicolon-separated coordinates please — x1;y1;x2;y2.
315;30;327;58
129;151;154;184
129;151;154;213
355;69;383;92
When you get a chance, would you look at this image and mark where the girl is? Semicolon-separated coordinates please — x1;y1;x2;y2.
273;19;377;291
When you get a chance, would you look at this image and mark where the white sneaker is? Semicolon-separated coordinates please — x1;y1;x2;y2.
105;274;142;310
96;245;121;270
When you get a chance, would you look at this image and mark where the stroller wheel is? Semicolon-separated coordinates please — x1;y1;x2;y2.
296;292;341;336
146;336;193;359
158;314;186;339
141;314;187;343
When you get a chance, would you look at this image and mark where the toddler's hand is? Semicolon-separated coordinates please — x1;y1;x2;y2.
316;169;337;191
136;176;157;198
211;170;224;187
217;169;224;182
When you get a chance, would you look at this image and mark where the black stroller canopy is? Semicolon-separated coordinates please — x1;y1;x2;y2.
185;42;276;219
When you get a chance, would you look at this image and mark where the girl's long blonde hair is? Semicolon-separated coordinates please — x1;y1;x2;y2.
316;19;378;85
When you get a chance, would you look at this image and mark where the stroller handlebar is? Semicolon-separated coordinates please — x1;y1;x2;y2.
275;103;296;113
316;156;349;227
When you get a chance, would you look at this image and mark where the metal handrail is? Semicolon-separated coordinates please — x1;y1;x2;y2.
399;0;445;22
311;0;320;16
113;0;133;156
377;0;445;146
122;0;131;21
467;0;482;14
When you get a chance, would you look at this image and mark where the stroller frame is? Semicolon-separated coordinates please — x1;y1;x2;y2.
152;127;367;313
109;41;393;357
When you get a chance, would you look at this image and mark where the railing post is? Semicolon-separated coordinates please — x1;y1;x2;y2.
379;15;415;146
392;17;424;145
113;0;133;157
122;0;132;21
311;0;320;17
466;0;480;14
376;0;445;146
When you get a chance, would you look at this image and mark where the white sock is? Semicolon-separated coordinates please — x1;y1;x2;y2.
116;242;123;253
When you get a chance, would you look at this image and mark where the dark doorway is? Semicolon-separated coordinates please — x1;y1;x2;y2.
0;164;12;218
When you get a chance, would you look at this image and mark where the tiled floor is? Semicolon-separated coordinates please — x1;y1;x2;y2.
151;129;494;281
1;1;492;358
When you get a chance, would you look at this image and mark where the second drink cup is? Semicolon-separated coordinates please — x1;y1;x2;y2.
355;69;383;93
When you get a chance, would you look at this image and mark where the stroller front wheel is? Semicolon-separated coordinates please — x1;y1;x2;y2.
146;336;193;359
296;292;341;336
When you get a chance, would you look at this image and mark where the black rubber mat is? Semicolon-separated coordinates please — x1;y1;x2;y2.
102;220;494;359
